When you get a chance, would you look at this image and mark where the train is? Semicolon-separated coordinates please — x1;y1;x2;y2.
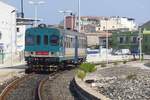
24;24;87;72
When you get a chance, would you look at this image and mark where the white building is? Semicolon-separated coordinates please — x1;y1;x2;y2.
93;16;138;32
66;16;138;32
0;1;16;63
16;25;26;52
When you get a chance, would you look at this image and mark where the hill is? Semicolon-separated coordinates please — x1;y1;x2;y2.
141;21;150;30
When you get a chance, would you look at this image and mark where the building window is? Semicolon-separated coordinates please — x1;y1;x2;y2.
145;46;148;50
0;32;2;40
103;26;105;30
144;36;148;42
133;37;137;43
17;27;20;32
119;37;124;44
125;37;129;43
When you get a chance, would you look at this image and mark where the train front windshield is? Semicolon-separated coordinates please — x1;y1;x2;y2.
25;35;34;46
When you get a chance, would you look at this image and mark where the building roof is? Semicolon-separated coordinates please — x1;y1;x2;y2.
16;18;40;25
141;20;150;30
81;16;107;20
85;32;112;38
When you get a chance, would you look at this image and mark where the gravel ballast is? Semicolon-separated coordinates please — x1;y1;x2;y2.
90;65;150;100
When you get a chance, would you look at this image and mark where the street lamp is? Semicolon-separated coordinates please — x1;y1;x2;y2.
58;10;72;29
105;18;109;65
139;28;142;61
28;0;45;27
78;0;81;32
21;0;24;18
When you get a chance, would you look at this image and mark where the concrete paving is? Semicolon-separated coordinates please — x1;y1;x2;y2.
0;57;26;84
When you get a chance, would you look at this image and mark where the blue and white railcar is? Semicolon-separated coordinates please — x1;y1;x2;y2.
25;24;87;68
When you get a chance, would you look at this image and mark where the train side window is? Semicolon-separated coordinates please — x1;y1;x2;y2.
36;35;41;45
68;37;70;48
67;38;69;48
81;39;83;48
44;35;48;45
70;38;73;48
79;39;81;48
83;39;84;48
66;37;69;48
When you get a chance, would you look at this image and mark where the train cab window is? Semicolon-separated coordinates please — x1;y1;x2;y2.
25;35;34;45
50;35;59;46
44;35;48;45
36;35;41;45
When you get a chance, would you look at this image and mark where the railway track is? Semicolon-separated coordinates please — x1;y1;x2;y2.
0;74;29;100
0;73;50;100
0;65;78;100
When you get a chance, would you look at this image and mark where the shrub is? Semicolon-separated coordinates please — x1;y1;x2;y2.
141;54;144;61
79;63;97;73
113;62;118;65
101;63;106;67
77;70;86;80
126;74;137;80
123;60;127;64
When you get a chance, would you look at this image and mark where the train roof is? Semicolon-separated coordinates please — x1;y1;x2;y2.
26;24;86;37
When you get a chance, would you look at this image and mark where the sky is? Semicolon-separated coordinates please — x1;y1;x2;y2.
4;0;150;25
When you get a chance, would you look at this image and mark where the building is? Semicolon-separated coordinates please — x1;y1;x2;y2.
65;16;76;30
16;15;35;62
0;1;16;63
112;31;139;51
65;16;138;32
0;1;35;64
142;29;150;54
86;32;112;48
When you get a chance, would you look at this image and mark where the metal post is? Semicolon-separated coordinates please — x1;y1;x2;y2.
63;13;66;29
34;4;38;27
29;0;45;27
71;13;74;30
78;0;80;32
139;28;142;61
106;19;109;65
21;0;24;18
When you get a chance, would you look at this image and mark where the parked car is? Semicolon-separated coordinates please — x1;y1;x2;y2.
87;49;99;57
112;49;131;55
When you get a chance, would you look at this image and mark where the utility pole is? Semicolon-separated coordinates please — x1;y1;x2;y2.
29;0;45;27
105;18;109;65
139;28;142;61
21;0;24;18
78;0;80;32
